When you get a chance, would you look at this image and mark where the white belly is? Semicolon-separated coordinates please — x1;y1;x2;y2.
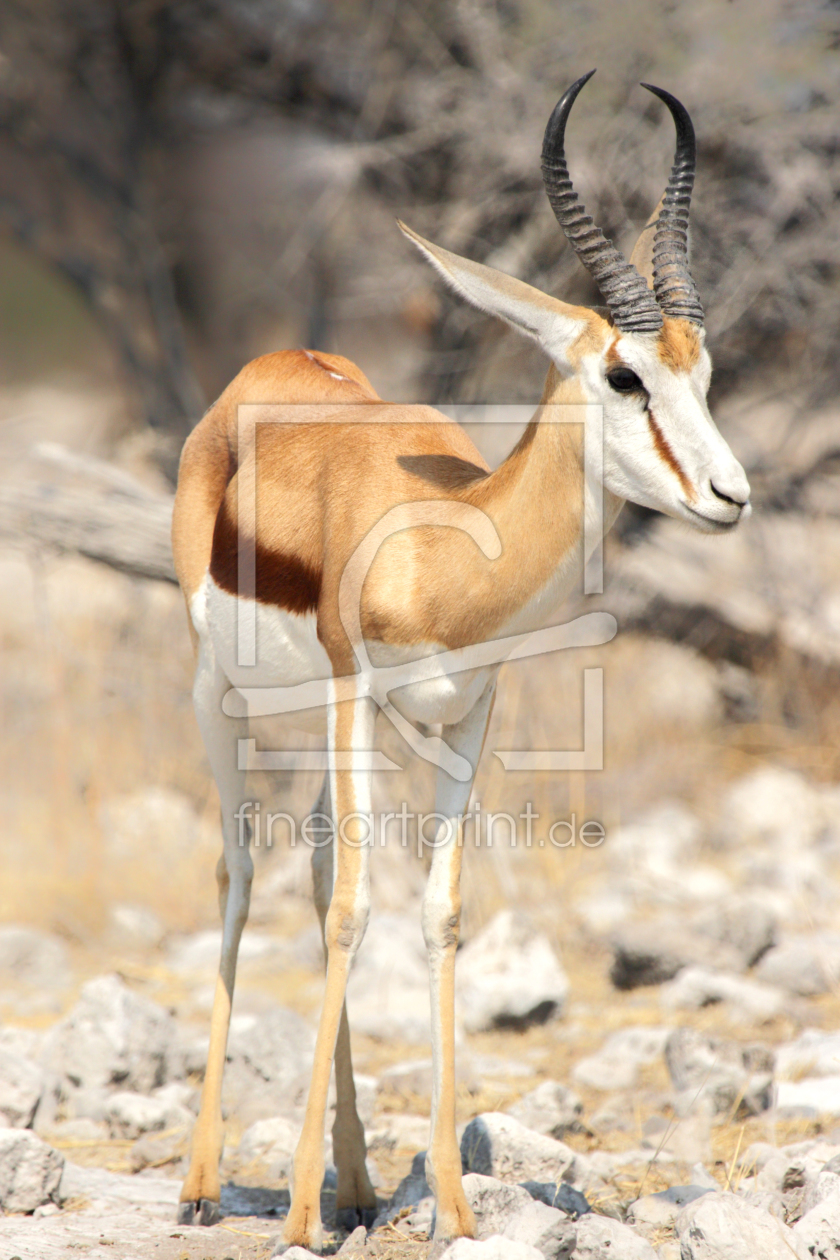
196;576;496;732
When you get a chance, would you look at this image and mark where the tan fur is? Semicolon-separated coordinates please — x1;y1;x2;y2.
172;351;597;672
657;316;702;371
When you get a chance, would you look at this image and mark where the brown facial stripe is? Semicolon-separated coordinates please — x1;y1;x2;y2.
646;408;695;502
209;502;322;614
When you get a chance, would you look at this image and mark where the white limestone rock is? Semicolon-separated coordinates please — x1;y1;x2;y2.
438;1238;545;1260
346;913;432;1044
41;973;174;1095
457;910;569;1033
570;1213;658;1258
0;1128;64;1213
794;1183;840;1257
755;933;840;996
461;1113;582;1188
665;1028;774;1116
105;1090;192;1140
660;965;786;1022
0;926;70;988
572;1026;671;1092
508;1081;584;1140
0;1047;45;1128
677;1190;798;1258
223;1007;316;1124
777;1029;840;1080
237;1115;300;1178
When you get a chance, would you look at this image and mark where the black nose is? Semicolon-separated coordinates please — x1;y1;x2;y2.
710;480;747;509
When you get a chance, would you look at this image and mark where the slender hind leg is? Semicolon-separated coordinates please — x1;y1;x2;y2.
310;774;378;1232
179;645;254;1225
283;692;375;1252
424;683;496;1241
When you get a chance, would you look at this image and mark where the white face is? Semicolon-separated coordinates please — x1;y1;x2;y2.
398;225;751;534
579;324;751;533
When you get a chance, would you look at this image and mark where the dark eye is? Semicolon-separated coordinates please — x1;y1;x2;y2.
607;367;642;394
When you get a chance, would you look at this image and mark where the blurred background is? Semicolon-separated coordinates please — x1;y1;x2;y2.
1;0;840;1246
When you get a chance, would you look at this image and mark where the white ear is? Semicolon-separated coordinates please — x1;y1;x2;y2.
398;221;605;375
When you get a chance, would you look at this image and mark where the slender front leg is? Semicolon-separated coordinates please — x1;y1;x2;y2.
179;648;254;1225
423;682;496;1242
284;691;376;1252
310;776;378;1232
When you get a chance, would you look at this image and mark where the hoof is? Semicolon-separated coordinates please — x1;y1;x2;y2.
177;1197;221;1226
335;1204;378;1232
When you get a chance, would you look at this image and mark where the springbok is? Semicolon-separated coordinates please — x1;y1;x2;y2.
171;71;750;1250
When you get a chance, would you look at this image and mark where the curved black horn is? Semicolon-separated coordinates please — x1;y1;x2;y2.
541;70;663;334
640;83;704;326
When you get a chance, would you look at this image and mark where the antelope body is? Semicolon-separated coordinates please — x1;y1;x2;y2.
171;73;750;1250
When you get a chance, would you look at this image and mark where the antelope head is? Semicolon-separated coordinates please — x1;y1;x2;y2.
400;70;750;533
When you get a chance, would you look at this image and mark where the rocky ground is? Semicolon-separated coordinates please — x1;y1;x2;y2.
2;761;840;1258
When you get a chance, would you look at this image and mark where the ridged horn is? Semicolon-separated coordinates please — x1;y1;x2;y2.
541;70;663;334
640;83;704;326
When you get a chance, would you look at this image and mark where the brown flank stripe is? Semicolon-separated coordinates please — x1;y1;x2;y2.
210;502;322;614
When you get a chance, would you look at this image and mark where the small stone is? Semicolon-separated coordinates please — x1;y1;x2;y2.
346;913;431;1044
438;1239;545;1260
108;903;166;949
521;1182;591;1218
690;896;778;969
628;1185;712;1234
572;1026;671;1092
389;1161;432;1214
48;1118;108;1143
129;1129;186;1173
237;1115;300;1173
794;1182;840;1255
462;1173;533;1234
41;974;174;1095
660;966;786;1022
665;1028;774;1117
609;921;742;990
677;1190;799;1258
776;1075;840;1116
461;1114;579;1187
756;933;840;996
223;1008;316;1125
721;766;827;850
0;1129;64;1213
367;1113;429;1156
0;926;70;988
379;1058;435;1097
463;1172;577;1257
106;1090;191;1140
777;1029;840;1079
640;1113;712;1164
508;1082;584;1140
457;911;569;1033
336;1224;367;1255
570;1213;658;1258
0;1048;45;1127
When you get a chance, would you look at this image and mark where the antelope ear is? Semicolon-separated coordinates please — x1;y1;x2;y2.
398;221;605;374
628;194;665;290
